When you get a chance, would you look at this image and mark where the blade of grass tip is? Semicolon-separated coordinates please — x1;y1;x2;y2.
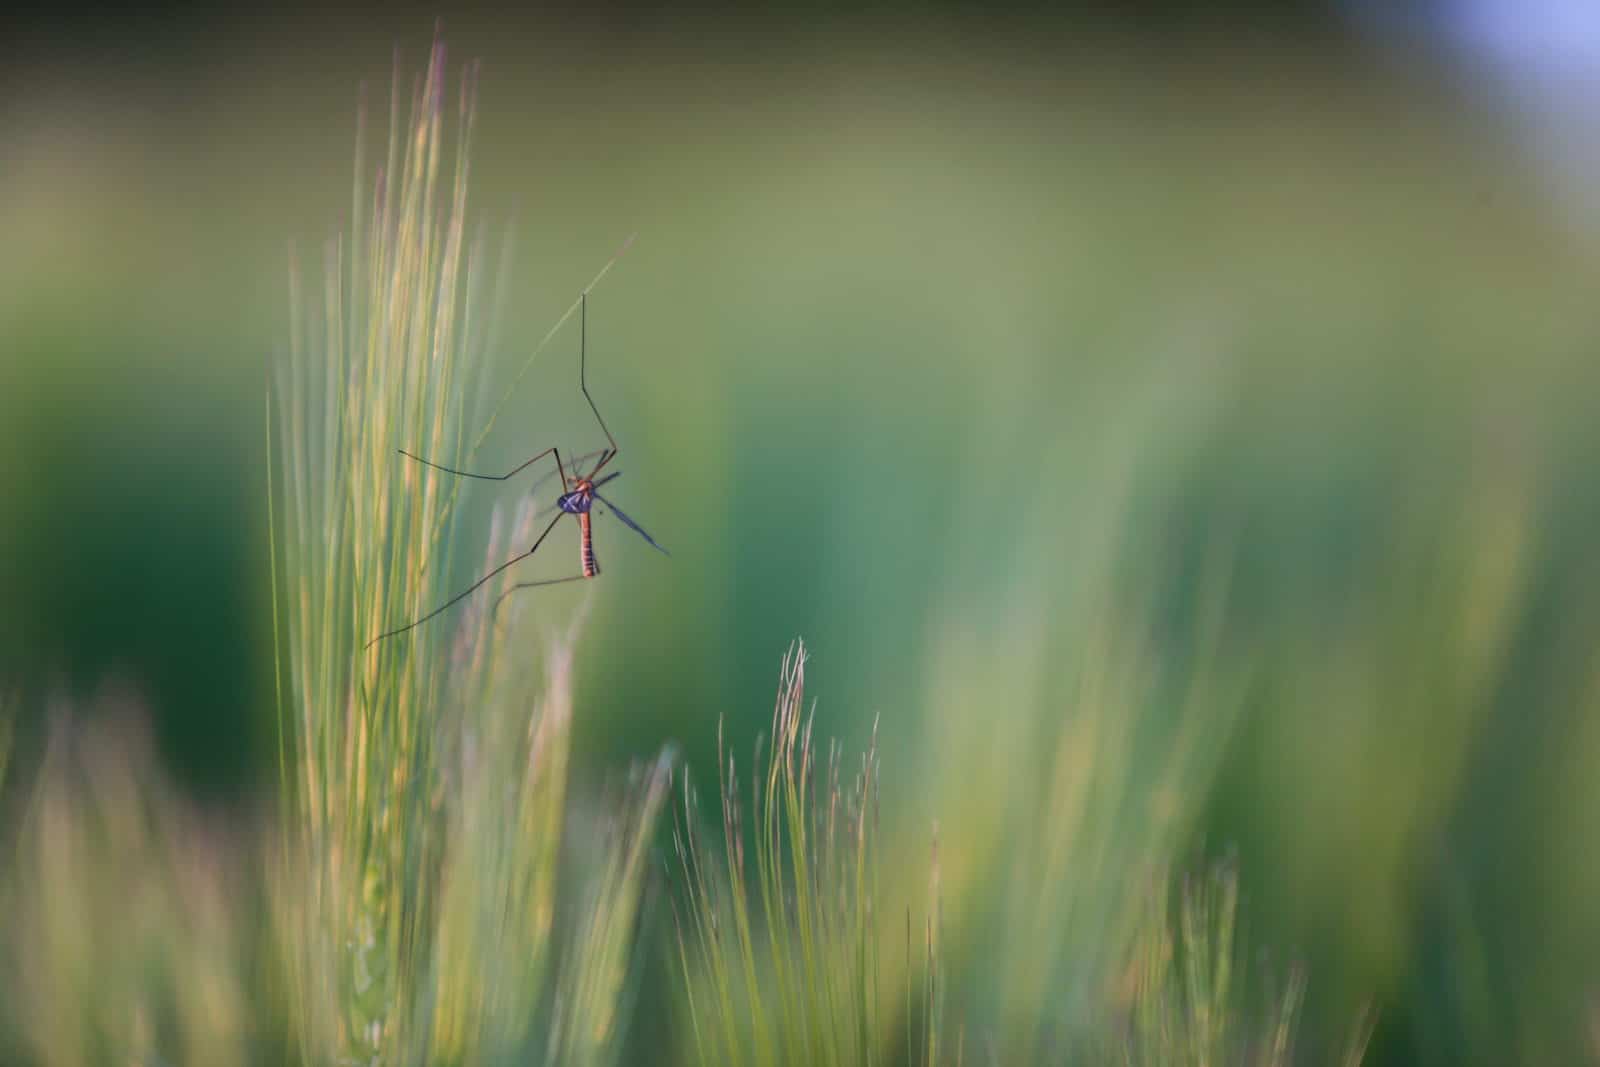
317;240;342;772
906;910;914;1067
0;702;10;788
286;243;311;556
928;915;934;1067
1340;1001;1375;1067
671;897;710;1066
1268;964;1307;1067
673;798;725;1061
267;386;289;855
349;79;366;396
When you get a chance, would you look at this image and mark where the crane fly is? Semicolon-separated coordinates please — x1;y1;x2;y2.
367;291;667;649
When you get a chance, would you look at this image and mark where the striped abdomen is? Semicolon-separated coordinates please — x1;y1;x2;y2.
579;511;600;578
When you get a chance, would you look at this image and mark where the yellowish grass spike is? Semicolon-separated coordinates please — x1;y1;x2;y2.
268;40;673;1066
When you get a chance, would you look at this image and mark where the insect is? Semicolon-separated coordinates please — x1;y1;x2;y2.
367;291;667;649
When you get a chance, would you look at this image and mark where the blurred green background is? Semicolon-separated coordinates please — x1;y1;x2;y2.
4;5;1600;1063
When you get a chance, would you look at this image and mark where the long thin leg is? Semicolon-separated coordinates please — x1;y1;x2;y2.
579;292;620;479
398;444;568;490
367;511;566;649
491;572;589;619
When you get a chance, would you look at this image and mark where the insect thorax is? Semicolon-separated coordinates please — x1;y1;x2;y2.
559;487;595;514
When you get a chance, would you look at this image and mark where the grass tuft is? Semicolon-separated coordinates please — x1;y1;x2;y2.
267;39;672;1066
670;639;1369;1067
672;639;919;1067
1;702;254;1067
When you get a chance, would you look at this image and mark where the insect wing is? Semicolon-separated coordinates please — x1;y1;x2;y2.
522;450;613;522
592;492;669;555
